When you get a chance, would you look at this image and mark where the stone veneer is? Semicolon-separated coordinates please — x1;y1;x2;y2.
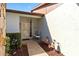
0;3;6;56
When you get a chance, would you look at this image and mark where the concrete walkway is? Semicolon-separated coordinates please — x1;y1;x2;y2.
22;40;48;56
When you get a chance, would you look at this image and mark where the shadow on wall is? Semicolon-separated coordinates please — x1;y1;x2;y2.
40;16;61;53
40;16;53;44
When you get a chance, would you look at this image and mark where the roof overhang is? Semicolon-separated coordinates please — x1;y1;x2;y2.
6;9;44;17
31;3;57;12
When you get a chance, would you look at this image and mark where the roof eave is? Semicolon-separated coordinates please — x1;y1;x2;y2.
31;3;57;12
6;9;44;17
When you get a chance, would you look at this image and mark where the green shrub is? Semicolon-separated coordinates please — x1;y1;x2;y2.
6;33;21;39
6;33;21;47
6;33;21;55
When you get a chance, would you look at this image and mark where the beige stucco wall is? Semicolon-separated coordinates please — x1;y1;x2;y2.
6;12;20;33
45;3;79;56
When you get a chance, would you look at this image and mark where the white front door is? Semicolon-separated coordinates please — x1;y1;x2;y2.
20;17;30;40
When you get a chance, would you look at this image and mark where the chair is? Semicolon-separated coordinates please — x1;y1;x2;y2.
32;31;40;40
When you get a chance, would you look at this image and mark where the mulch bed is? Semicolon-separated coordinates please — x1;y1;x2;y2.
39;41;64;56
12;44;29;56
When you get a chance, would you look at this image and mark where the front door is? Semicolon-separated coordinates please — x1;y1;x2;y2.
20;17;30;40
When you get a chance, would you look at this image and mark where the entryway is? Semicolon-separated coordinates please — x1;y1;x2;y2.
20;16;41;40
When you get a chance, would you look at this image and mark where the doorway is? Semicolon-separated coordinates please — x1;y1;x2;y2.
20;16;41;40
20;17;30;40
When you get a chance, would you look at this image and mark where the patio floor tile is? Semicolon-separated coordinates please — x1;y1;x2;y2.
22;40;48;56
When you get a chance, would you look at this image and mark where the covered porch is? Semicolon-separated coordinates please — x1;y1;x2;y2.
6;9;50;56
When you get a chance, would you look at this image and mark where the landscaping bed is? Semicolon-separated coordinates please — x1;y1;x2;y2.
39;41;64;56
11;44;29;56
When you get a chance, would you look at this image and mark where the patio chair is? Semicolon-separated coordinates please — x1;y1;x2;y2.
32;31;40;40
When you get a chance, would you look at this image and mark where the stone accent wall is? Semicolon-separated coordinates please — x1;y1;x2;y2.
0;3;6;56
